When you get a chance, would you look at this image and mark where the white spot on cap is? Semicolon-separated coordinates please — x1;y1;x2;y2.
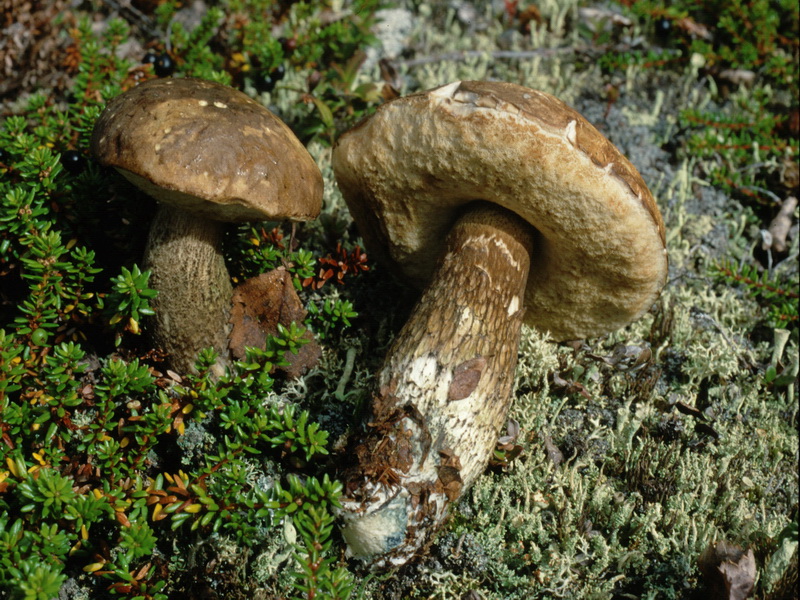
154;143;161;152
198;100;209;107
213;101;227;109
164;127;172;134
430;81;461;100
565;120;577;146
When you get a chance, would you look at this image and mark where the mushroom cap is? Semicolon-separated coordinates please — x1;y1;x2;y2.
91;77;322;222
332;80;668;341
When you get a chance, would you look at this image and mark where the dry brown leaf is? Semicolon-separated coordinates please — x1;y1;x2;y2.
699;541;757;600
229;269;321;378
447;356;486;401
676;16;713;40
541;431;564;466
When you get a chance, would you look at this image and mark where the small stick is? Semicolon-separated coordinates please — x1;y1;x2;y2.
335;346;358;401
766;196;797;253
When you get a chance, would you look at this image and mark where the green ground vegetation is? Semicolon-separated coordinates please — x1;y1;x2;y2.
0;1;797;599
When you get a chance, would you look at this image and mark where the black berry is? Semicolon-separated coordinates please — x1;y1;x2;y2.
279;37;297;54
154;53;175;77
60;150;86;175
254;73;276;93
143;51;158;65
272;64;286;81
654;18;671;43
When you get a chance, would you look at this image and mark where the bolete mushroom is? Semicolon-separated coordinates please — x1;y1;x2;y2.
91;77;322;377
331;80;668;567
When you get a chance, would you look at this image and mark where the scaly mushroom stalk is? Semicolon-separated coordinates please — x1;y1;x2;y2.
91;77;323;376
340;203;533;567
144;204;233;378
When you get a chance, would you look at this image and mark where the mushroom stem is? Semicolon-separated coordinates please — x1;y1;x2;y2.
144;204;233;377
340;202;534;567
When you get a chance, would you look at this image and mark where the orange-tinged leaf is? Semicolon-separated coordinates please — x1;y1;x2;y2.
115;511;131;527
134;562;151;581
152;503;165;521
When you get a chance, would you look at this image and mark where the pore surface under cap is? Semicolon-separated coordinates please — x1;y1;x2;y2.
91;77;322;223
332;80;668;340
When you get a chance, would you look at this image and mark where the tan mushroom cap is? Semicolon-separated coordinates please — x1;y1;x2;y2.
91;77;322;222
332;80;668;341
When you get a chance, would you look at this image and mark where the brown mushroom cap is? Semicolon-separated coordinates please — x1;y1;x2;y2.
91;77;322;222
332;80;668;341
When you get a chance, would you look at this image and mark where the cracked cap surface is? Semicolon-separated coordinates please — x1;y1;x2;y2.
332;80;668;340
91;77;322;222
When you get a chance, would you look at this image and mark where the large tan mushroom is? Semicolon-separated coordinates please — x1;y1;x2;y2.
91;77;322;377
332;80;668;567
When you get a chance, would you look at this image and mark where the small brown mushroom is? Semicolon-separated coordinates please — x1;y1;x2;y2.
332;80;668;567
91;78;322;376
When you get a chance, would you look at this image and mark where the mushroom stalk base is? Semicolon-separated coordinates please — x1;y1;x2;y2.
339;203;533;568
144;204;233;378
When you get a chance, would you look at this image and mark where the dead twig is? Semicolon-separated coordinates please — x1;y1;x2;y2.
764;196;797;253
